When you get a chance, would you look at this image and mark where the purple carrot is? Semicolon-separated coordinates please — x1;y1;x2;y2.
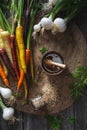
0;48;16;78
24;9;30;45
24;0;34;46
10;35;19;79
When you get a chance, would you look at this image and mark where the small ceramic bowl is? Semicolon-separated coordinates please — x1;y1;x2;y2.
41;51;66;75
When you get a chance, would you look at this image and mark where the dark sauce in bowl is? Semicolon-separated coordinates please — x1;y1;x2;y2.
42;51;65;75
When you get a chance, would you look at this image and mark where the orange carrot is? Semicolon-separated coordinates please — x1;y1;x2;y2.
26;49;31;65
17;48;28;97
0;64;10;87
17;69;24;91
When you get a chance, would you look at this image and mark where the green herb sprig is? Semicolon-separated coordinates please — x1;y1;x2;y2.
67;116;77;124
45;115;62;130
70;66;87;100
40;47;48;54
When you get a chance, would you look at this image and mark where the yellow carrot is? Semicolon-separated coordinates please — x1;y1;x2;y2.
16;44;28;98
0;34;4;49
16;26;26;73
0;31;13;64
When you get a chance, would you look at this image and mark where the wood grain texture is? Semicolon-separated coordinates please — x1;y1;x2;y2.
74;89;87;130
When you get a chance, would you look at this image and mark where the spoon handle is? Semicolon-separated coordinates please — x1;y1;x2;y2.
45;59;66;69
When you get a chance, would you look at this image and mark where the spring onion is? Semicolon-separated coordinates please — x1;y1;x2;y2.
0;87;12;99
0;96;14;120
33;0;87;34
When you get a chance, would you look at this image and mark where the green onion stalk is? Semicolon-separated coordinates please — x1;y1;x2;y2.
17;0;24;26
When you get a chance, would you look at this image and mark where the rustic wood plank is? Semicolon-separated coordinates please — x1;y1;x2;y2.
5;107;74;130
23;114;49;130
7;112;51;130
73;88;87;130
8;112;24;130
61;106;74;130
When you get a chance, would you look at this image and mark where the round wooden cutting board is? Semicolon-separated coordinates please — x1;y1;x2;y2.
1;22;87;115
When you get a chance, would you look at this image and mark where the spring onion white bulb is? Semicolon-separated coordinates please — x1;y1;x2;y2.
0;87;12;99
33;24;41;32
40;17;53;30
0;96;15;121
2;107;14;120
53;18;67;32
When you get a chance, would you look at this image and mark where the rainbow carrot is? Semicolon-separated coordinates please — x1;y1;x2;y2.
0;64;10;88
0;33;15;78
26;49;31;65
10;35;19;79
16;26;26;73
17;69;24;91
0;48;15;78
0;56;8;76
16;41;28;98
0;31;13;64
26;0;40;76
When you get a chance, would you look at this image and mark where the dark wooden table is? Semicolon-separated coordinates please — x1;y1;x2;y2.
0;12;87;130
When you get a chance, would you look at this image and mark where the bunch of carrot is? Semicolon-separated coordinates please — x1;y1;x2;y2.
0;0;40;99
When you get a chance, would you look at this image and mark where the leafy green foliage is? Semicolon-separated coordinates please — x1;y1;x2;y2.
67;116;77;124
13;92;22;98
70;66;87;100
45;115;78;130
40;47;48;54
45;115;62;130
